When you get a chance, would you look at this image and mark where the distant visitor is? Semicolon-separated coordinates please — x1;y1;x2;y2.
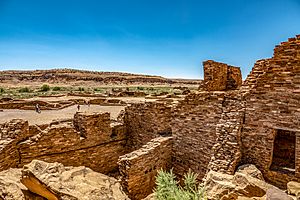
35;103;41;113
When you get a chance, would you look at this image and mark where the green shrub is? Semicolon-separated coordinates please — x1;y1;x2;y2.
154;169;206;200
94;88;104;92
52;86;61;91
18;87;30;93
0;88;4;93
137;86;144;90
78;87;85;92
40;84;50;92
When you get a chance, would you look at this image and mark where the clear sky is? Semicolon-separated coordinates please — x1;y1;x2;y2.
0;0;299;79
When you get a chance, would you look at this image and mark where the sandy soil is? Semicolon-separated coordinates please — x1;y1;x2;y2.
29;95;154;103
0;105;125;125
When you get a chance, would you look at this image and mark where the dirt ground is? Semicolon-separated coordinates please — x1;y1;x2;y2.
29;95;154;103
0;105;125;125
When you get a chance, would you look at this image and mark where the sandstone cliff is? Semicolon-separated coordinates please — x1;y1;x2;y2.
0;69;201;85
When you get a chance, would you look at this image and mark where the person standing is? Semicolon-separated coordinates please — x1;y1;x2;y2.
35;103;41;113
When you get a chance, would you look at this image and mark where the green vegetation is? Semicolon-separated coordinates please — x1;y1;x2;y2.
52;86;62;91
40;84;50;92
78;87;85;91
94;88;105;93
0;85;198;99
18;87;30;93
137;86;145;90
154;169;206;200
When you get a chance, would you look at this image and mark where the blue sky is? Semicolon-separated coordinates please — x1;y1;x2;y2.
0;0;299;79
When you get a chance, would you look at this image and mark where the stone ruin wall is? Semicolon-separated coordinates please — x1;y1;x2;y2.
0;119;30;170
204;35;300;189
0;35;299;198
207;91;244;175
0;103;174;199
203;60;242;91
240;35;300;188
172;91;224;180
118;136;172;200
227;65;243;90
124;102;172;151
0;99;75;110
0;112;128;175
170;35;300;189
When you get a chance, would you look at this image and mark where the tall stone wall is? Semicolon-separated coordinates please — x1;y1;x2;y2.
227;66;243;90
240;35;300;188
172;92;224;179
118;136;172;200
203;60;242;91
207;91;244;174
201;35;300;189
124;102;172;151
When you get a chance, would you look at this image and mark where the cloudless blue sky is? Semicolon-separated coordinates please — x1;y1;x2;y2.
0;0;299;78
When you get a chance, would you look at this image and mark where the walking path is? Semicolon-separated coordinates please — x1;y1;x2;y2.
0;105;125;125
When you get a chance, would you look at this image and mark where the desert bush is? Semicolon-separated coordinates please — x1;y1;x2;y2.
40;84;50;92
154;169;206;200
18;87;30;93
78;87;85;91
137;86;144;90
52;86;61;91
94;88;104;93
0;88;4;93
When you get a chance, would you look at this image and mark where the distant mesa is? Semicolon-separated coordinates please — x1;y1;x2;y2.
0;68;201;85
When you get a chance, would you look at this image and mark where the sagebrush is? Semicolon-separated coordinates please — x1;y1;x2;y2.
154;169;206;200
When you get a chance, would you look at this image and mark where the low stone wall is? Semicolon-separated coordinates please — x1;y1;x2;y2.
118;136;172;200
0;99;74;110
73;112;112;141
0;119;31;171
0;112;128;175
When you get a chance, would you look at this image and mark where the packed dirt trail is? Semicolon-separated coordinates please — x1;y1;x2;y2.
0;105;125;125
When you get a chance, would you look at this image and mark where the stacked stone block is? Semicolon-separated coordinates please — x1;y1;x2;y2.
207;91;244;174
203;60;242;91
239;35;300;188
124;102;172;151
0;119;30;171
172;91;225;179
118;136;172;200
0;112;128;175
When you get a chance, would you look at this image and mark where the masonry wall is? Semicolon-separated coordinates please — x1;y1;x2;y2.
118;136;172;200
172;92;224;179
240;35;300;188
124;102;172;151
0;119;30;171
0;112;128;175
203;60;242;91
203;60;228;91
207;91;244;174
227;66;243;90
